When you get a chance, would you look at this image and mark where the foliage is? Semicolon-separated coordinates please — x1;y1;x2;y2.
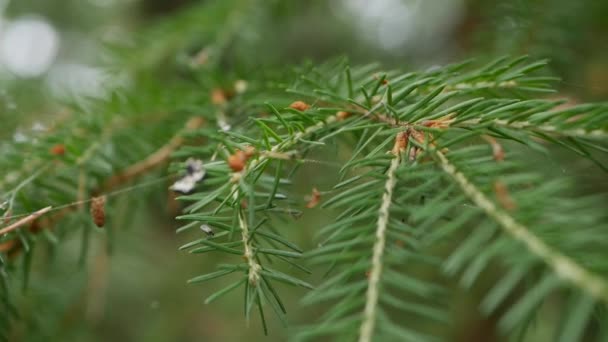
1;1;608;341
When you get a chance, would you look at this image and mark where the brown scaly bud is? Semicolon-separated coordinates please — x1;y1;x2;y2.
305;187;321;208
90;196;106;228
409;129;426;145
289;101;310;111
228;151;247;172
211;88;227;106
50;144;65;156
392;131;410;155
227;146;256;172
336;111;351;121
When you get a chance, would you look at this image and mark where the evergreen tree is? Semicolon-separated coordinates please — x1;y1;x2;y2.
1;1;607;341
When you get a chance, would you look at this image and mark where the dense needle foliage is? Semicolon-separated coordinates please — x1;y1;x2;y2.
1;1;608;341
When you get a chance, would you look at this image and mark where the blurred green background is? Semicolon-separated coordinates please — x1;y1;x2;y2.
1;0;607;341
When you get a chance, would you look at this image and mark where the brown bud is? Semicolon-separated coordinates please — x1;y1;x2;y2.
211;88;227;106
336;111;351;120
409;129;426;144
305;187;321;208
228;154;245;172
90;196;106;228
228;150;248;172
289;101;310;111
392;131;409;155
50;144;65;156
228;147;256;172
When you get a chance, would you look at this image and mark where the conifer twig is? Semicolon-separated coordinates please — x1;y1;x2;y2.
359;133;404;342
433;149;608;304
0;206;52;236
250;111;341;168
458;118;608;139
0;117;204;253
233;184;261;286
231;111;343;285
102;116;204;191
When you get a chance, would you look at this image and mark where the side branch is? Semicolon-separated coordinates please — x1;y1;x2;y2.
0;117;204;254
249;111;341;169
0;207;52;235
230;112;342;285
359;134;405;342
458;118;608;139
433;149;608;304
102;117;204;191
233;184;261;286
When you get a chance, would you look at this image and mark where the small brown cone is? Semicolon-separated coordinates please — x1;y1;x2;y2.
91;196;106;227
289;101;310;111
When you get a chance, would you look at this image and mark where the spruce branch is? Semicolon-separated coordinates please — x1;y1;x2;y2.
0;117;204;254
102;116;204;191
0;109;72;192
359;133;404;342
228;110;344;286
433;149;608;304
293;57;608;339
3;30;608;339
